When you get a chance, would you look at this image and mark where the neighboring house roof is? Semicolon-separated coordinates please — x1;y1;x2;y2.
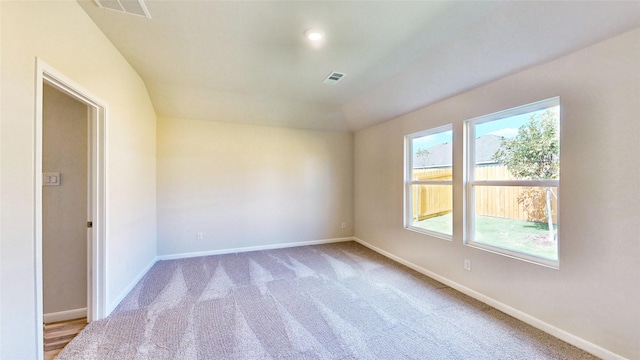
414;142;452;168
475;134;503;165
414;134;503;168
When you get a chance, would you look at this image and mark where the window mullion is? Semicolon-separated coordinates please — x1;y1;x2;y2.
410;180;452;186
470;180;559;187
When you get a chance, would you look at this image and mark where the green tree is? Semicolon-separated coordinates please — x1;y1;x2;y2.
493;109;559;242
493;109;559;180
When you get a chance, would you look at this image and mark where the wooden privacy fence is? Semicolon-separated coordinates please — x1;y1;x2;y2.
413;165;557;224
412;169;453;220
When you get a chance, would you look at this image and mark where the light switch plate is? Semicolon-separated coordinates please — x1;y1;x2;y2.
43;172;61;186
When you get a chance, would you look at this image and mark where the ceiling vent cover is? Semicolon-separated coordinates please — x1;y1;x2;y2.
94;0;151;19
323;71;346;85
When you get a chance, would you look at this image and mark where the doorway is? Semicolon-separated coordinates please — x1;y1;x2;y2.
42;83;88;325
35;59;107;360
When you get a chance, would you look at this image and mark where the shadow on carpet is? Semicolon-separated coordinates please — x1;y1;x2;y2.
57;241;598;359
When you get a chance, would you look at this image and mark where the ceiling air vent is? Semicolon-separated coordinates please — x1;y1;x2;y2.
95;0;151;19
323;71;346;85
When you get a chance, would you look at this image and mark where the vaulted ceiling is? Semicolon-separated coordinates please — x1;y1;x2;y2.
77;1;640;132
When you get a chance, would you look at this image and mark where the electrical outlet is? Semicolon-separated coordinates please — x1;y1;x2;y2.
341;222;346;229
196;232;203;241
464;259;471;271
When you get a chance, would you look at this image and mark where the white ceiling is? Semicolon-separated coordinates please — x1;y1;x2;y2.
77;1;640;132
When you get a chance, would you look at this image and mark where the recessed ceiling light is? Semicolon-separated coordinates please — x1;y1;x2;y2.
305;29;324;42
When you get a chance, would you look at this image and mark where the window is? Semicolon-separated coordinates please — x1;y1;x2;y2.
465;97;560;266
405;125;453;239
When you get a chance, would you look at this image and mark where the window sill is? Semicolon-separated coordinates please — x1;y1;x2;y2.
465;240;559;269
404;226;453;242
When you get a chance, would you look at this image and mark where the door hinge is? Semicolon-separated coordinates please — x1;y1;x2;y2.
87;221;93;228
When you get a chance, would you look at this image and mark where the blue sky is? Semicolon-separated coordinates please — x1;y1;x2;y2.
413;107;557;152
413;130;452;152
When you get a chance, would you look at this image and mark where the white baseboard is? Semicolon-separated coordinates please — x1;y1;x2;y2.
43;308;87;323
157;237;354;261
352;237;627;360
107;257;158;315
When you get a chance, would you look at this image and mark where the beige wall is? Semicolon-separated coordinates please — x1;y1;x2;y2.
0;2;157;358
157;117;353;256
42;84;87;316
354;28;640;359
1;1;637;359
0;3;3;357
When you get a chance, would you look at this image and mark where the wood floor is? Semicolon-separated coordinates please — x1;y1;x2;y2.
44;318;87;360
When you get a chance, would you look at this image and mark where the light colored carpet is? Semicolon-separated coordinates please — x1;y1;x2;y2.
57;241;598;359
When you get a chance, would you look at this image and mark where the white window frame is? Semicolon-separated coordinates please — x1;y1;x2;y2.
464;97;560;268
404;124;453;240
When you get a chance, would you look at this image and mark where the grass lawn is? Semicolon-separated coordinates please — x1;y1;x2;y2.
415;213;557;260
414;213;453;235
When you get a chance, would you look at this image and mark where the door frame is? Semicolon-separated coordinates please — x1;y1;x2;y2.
34;58;107;358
